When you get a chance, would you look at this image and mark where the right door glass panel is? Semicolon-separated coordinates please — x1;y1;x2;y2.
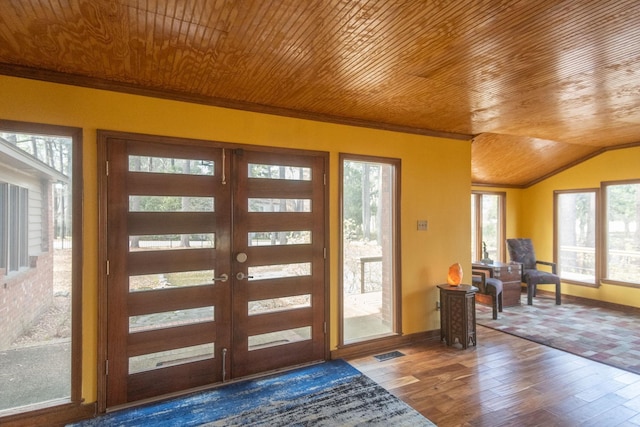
248;231;311;246
248;327;312;351
248;198;311;212
248;295;311;316
248;164;311;180
248;263;311;280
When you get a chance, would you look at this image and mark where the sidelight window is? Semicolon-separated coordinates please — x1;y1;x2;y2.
0;122;82;414
340;154;401;345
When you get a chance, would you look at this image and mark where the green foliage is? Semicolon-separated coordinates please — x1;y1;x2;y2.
343;161;363;232
342;160;385;242
607;184;637;222
138;195;182;212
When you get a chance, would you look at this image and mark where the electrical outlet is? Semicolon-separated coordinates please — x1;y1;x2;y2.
417;220;428;231
436;301;440;310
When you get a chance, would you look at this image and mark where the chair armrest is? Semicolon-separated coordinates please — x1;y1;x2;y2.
472;265;494;277
472;269;487;279
536;260;557;274
471;269;488;293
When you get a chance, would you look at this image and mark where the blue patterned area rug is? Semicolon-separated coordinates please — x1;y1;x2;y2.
69;359;435;426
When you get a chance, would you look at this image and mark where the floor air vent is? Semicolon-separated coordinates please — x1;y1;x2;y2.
373;350;405;361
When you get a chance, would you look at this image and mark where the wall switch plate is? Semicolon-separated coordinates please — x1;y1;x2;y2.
417;220;428;231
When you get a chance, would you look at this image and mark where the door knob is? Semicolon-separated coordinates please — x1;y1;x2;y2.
236;272;254;280
236;252;248;263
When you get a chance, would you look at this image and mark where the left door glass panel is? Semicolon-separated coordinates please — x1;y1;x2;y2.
129;343;215;374
129;270;216;292
129;234;215;251
129;306;215;333
129;196;214;212
129;156;214;175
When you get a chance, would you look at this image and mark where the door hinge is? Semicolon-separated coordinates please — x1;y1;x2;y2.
324;322;327;334
106;260;110;276
323;248;326;259
323;173;326;186
105;160;109;176
105;360;109;376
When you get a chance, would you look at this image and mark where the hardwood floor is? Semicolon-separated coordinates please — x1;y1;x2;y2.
347;326;640;426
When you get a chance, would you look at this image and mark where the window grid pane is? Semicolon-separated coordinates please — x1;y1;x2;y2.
606;183;640;283
557;191;596;284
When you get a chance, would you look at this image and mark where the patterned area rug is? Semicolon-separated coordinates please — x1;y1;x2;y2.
476;295;640;375
69;359;434;426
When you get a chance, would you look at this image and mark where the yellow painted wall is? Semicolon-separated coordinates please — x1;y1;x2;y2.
0;75;472;403
518;146;640;306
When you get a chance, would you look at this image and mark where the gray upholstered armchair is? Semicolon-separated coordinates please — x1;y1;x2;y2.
506;238;561;305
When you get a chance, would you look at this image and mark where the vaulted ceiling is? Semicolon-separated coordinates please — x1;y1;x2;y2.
1;1;639;187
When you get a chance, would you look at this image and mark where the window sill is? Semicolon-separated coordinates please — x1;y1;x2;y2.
601;279;640;289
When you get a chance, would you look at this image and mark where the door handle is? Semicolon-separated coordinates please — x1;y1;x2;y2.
212;273;229;283
236;272;254;281
221;348;228;382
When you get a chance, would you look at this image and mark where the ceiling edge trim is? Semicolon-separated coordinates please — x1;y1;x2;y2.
0;64;472;141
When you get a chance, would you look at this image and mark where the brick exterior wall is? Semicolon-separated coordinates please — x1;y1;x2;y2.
0;250;54;350
0;182;56;351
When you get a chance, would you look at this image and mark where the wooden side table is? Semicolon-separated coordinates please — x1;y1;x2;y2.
438;284;478;349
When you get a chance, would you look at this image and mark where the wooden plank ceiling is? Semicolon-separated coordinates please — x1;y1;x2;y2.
1;0;639;186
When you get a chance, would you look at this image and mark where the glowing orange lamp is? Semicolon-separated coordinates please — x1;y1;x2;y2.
447;262;463;286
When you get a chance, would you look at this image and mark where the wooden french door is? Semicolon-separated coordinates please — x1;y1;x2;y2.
101;133;327;408
231;149;327;377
